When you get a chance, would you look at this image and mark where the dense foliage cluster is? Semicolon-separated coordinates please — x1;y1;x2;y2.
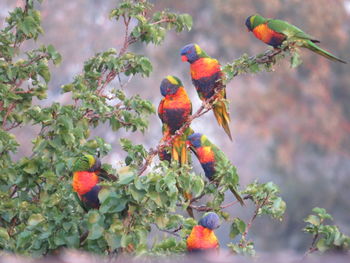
0;0;348;258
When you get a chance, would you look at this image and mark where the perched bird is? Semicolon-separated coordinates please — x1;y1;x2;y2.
187;212;220;252
158;75;193;165
180;44;232;140
72;154;103;210
187;133;244;205
245;14;346;63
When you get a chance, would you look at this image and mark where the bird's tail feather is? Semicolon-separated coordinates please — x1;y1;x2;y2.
172;127;194;165
213;101;232;140
306;41;346;64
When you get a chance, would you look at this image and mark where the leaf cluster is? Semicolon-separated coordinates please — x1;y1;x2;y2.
303;207;350;253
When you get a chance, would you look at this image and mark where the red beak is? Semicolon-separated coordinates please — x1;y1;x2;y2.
181;55;188;62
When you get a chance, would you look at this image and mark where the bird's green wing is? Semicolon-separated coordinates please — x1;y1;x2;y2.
73;192;89;212
267;19;319;41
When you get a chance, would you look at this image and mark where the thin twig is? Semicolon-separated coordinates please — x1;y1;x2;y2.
9;185;18;198
242;194;270;240
153;223;182;237
302;233;319;260
2;102;16;130
21;54;49;68
150;18;176;26
221;195;252;209
118;15;131;56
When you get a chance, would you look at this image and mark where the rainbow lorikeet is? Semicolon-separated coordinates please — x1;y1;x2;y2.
187;212;220;252
245;14;346;64
187;133;244;206
72;154;104;211
180;43;232;141
158;75;194;165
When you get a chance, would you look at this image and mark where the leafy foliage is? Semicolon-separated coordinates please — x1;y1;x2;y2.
227;181;286;256
303;207;350;253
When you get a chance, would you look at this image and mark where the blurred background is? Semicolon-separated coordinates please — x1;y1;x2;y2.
1;0;350;254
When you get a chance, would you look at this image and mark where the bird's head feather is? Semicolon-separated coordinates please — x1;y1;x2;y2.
198;212;220;230
73;154;101;172
160;76;183;96
187;132;206;149
180;43;208;63
245;14;266;31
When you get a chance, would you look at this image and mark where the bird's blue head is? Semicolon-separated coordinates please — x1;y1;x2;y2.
187;132;204;149
160;76;182;97
198;212;220;230
245;14;266;31
180;43;202;64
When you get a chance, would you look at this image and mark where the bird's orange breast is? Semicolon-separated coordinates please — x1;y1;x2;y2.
72;171;99;196
196;146;215;164
190;58;221;80
164;87;191;110
253;23;285;45
187;225;219;251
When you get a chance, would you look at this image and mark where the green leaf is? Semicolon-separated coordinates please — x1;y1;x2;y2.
316;238;328;252
22;16;37;35
291;51;302;68
191;175;204;197
230;218;246;239
28;213;45;226
121;234;133;248
0;227;10;241
87;210;101;225
104;232;121;250
304;215;321;226
118;171;135;185
181;14;193;30
87;224;104;240
38;65;51;83
23;160;38;174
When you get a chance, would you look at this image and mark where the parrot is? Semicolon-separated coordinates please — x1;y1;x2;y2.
158;75;195;217
245;14;346;63
71;154;106;210
186;212;220;252
187;133;244;206
180;43;233;140
158;75;194;165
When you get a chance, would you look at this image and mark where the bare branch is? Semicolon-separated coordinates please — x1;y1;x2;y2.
153;223;182;237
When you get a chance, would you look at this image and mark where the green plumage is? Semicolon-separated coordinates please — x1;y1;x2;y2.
248;14;346;63
267;19;319;42
72;154;95;172
189;133;244;205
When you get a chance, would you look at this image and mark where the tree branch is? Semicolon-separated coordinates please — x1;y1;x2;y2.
302;232;319;259
224;45;291;82
21;54;50;68
242;194;270;241
153;224;182;237
2;102;16;130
